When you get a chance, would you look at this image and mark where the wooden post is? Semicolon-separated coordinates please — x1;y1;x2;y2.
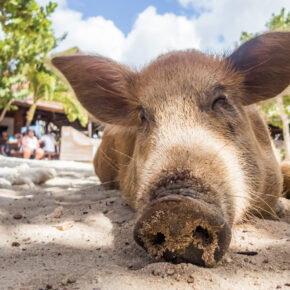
14;109;24;134
88;121;92;138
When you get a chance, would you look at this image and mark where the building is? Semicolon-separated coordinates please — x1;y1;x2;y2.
0;96;99;138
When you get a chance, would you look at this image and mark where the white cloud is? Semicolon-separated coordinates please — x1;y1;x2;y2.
178;0;290;53
37;0;290;67
51;7;125;61
122;7;200;67
37;1;200;67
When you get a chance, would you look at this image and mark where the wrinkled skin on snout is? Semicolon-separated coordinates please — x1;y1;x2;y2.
52;32;290;267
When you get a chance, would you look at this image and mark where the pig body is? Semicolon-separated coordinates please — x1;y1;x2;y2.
53;32;290;267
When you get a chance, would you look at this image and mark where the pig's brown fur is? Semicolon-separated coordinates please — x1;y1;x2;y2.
93;51;284;224
95;104;283;223
281;162;290;199
52;31;290;226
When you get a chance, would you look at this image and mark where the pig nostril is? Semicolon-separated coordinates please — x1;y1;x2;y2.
192;226;213;246
152;232;165;245
134;199;232;267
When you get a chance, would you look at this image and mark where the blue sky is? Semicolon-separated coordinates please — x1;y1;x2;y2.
66;0;195;35
37;0;290;67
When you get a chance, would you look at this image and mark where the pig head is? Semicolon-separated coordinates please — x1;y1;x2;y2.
52;32;290;267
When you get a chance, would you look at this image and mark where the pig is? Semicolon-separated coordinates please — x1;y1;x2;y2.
52;31;290;267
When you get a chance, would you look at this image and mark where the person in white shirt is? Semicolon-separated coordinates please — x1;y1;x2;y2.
41;133;58;153
22;130;44;160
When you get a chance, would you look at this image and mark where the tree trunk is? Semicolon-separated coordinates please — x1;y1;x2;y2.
277;95;290;161
25;102;37;131
88;121;92;137
0;98;15;123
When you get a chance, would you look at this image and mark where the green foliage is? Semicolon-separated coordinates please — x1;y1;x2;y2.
239;8;290;43
239;8;290;129
266;8;290;30
53;91;88;127
52;74;88;127
0;0;58;107
24;61;88;126
259;95;290;129
239;31;259;44
25;65;56;102
0;0;88;127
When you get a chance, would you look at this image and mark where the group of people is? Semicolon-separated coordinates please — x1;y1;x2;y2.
0;130;58;159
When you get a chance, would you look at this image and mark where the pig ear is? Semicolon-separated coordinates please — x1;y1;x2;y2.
52;55;139;126
227;32;290;105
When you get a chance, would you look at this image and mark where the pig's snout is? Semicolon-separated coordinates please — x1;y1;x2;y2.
134;195;231;267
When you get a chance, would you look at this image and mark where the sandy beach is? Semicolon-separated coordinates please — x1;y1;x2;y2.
0;156;289;290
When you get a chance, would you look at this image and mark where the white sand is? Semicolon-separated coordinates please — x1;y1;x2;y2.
0;156;289;290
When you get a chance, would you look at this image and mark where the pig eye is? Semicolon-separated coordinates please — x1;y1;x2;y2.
212;95;227;110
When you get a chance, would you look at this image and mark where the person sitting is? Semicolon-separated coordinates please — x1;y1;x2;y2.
0;131;9;156
22;130;44;160
41;132;59;153
14;133;23;148
8;133;22;155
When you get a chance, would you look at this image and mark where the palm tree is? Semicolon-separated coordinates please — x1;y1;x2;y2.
25;64;56;129
24;62;88;130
